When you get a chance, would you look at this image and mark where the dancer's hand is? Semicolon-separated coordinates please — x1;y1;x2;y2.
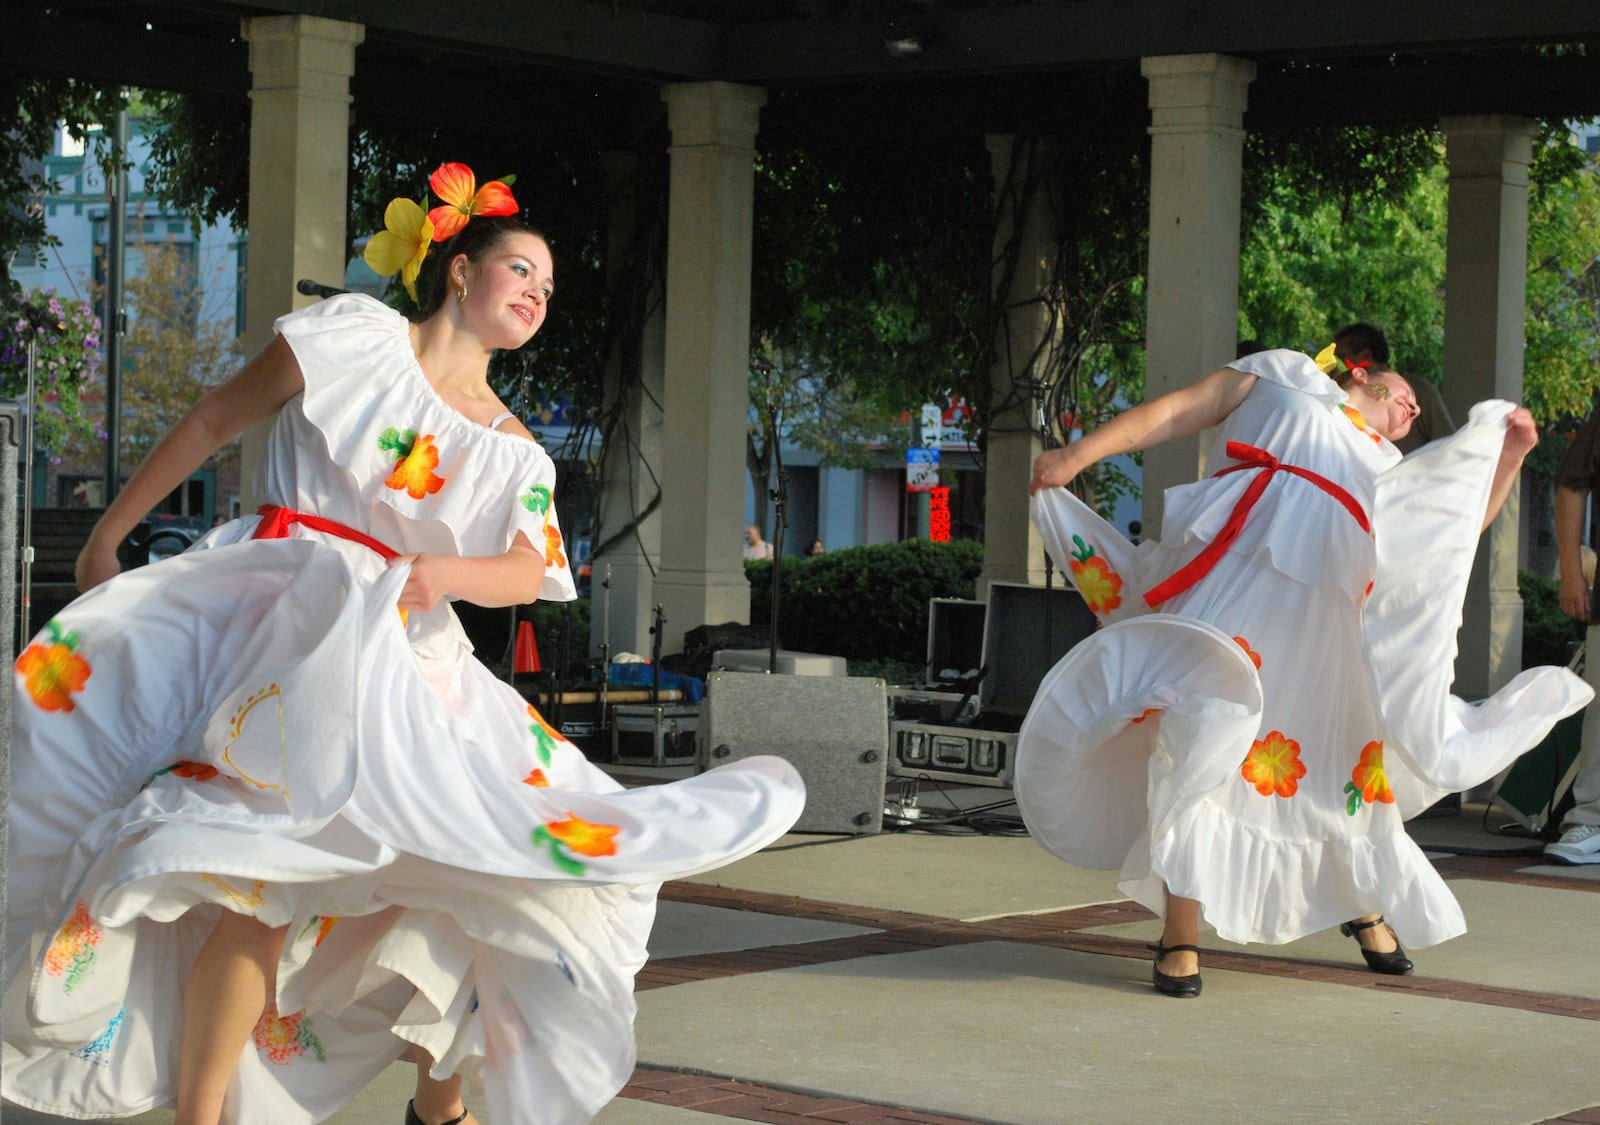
1503;406;1539;462
1029;447;1083;495
390;552;450;612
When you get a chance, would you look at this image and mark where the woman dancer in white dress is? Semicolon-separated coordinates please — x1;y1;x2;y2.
5;165;804;1121
1020;348;1588;997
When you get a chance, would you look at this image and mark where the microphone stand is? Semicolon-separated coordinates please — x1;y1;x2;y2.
760;378;788;675
7;297;65;646
18;333;38;645
597;564;612;746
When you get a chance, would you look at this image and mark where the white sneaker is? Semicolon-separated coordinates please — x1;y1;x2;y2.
1545;823;1600;865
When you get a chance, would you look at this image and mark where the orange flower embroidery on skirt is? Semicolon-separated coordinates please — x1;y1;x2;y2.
168;761;220;782
16;620;91;712
1068;534;1123;615
1129;708;1163;725
544;523;567;569
523;768;550;787
253;1004;327;1065
1344;740;1395;814
44;900;102;994
380;428;446;499
1232;636;1262;669
1241;730;1307;798
533;813;621;875
296;915;340;947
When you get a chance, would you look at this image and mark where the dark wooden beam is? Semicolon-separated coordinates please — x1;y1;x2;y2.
5;8;247;94
240;0;720;81
1250;54;1600;128
720;1;1600;84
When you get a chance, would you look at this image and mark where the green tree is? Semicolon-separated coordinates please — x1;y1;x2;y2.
1524;122;1600;424
117;238;243;474
0;77;128;296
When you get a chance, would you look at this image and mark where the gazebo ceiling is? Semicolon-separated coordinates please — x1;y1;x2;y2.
9;0;1600;146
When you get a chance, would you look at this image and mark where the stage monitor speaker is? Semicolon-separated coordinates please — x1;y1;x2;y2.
700;670;888;834
925;598;985;689
981;581;1097;719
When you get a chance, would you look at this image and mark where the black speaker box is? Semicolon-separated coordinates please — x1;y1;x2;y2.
699;670;888;834
981;581;1097;718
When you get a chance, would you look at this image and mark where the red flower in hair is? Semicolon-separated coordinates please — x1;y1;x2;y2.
427;163;518;241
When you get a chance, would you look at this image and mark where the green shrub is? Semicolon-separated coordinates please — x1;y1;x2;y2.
1520;568;1583;670
747;538;984;664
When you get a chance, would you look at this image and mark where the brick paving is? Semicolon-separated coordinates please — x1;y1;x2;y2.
620;851;1600;1122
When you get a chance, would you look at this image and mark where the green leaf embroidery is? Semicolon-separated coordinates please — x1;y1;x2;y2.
377;427;417;460
520;485;552;515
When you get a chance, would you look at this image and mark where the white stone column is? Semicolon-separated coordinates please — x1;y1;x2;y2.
655;82;766;652
1140;53;1255;534
239;15;364;509
1442;115;1536;697
591;151;666;660
978;135;1052;597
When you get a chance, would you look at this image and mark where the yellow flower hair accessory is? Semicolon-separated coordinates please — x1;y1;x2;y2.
1314;341;1370;381
361;162;519;302
363;197;435;303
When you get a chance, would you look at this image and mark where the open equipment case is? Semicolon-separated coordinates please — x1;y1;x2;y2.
887;582;1097;787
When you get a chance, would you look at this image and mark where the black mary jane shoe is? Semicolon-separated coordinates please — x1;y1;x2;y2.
1339;916;1414;976
1148;942;1203;998
406;1101;470;1125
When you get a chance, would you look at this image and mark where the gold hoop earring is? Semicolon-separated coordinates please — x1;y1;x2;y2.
456;284;468;304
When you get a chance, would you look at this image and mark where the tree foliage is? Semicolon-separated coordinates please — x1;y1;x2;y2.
1524;121;1600;424
0;77;128;296
0;289;102;457
114;239;243;474
1237;126;1449;384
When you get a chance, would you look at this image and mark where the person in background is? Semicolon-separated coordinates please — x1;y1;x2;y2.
743;524;775;560
1549;403;1600;864
806;539;826;557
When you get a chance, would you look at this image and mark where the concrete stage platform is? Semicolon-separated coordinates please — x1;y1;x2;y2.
7;797;1598;1125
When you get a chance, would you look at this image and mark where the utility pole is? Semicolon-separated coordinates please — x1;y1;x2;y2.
102;104;127;504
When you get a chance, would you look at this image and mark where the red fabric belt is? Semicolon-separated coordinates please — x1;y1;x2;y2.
1142;440;1370;609
252;505;400;561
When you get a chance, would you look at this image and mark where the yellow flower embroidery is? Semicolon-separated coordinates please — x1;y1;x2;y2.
1344;740;1395;814
1240;730;1306;798
1339;403;1384;446
383;432;447;500
44;900;101;994
17;620;91;712
1067;534;1123;615
533;813;621;875
544;523;567;569
253;1004;327;1065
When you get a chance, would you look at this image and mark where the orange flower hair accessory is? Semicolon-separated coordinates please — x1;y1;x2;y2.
362;162;519;302
427;163;518;240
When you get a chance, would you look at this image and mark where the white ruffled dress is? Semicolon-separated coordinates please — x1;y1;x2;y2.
1017;350;1590;947
4;294;806;1122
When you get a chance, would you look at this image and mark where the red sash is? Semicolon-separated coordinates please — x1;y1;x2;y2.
1143;441;1370;609
252;505;399;561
